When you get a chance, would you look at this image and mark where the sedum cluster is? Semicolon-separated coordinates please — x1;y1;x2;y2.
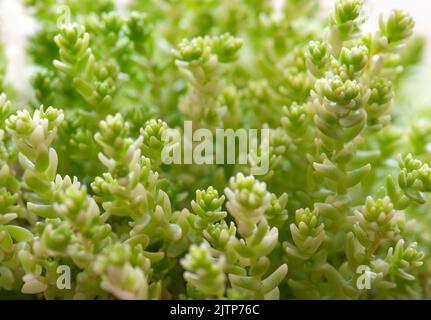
0;0;430;299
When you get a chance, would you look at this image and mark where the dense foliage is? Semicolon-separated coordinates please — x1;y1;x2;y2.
0;0;430;299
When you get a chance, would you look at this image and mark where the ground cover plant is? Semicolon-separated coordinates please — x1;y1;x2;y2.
0;0;431;299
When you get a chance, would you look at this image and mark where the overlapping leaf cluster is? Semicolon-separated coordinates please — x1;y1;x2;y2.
0;0;430;299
